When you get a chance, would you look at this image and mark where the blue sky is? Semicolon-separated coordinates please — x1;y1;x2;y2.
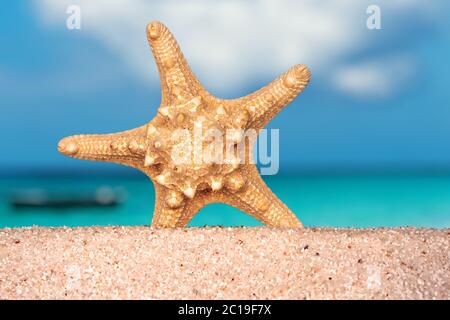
1;1;450;174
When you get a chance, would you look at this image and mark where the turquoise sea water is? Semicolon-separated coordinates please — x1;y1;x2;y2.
1;174;449;228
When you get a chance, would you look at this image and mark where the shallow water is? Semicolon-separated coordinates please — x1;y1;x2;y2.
1;174;449;228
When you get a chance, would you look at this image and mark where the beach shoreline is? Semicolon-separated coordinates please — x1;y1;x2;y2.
1;226;448;299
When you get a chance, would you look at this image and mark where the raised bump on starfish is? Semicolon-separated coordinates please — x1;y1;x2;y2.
58;21;310;228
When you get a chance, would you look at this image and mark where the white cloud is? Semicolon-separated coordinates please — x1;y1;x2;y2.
333;55;416;98
33;0;445;98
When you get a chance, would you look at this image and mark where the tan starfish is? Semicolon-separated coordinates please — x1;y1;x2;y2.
58;21;311;228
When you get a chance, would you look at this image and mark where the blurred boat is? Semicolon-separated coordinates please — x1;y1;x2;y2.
9;186;126;209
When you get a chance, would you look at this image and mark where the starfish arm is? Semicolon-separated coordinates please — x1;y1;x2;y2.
151;184;212;228
223;167;303;227
57;125;149;169
151;183;184;227
232;64;310;130
146;21;210;106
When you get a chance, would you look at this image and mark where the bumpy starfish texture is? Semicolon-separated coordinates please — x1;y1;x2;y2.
58;21;311;228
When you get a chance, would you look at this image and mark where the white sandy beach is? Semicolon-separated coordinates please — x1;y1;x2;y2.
0;226;449;299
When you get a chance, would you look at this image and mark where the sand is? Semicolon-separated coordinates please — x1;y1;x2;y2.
0;226;448;300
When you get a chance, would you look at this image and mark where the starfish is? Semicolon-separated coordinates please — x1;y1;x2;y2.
58;21;311;228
